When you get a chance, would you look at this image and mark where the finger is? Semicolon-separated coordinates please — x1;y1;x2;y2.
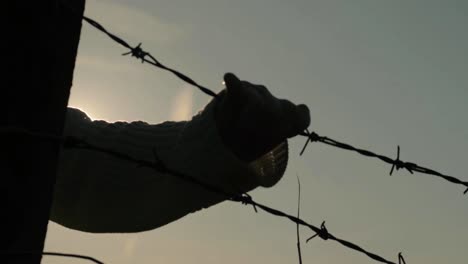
280;100;310;138
223;72;244;99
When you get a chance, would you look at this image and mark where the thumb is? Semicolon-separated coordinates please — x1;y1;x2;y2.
223;73;245;100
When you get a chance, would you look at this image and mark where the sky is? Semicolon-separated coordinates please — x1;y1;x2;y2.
45;0;468;263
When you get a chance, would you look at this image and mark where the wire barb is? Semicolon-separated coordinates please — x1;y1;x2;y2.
306;221;329;242
390;146;414;175
398;252;406;264
122;43;149;63
300;129;323;156
232;193;258;213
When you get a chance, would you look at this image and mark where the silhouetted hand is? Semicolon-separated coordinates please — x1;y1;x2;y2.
215;73;310;162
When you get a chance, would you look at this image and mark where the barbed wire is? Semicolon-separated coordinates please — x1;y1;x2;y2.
299;129;468;194
2;126;405;264
75;10;218;98
1;251;104;264
59;1;468;197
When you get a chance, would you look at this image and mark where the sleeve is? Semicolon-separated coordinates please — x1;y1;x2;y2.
50;99;288;233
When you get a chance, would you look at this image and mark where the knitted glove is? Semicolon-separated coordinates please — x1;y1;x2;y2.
215;73;310;186
215;73;310;161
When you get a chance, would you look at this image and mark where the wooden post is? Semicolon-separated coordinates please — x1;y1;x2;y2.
3;1;85;263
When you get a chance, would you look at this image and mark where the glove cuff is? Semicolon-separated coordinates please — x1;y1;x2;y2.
249;140;288;187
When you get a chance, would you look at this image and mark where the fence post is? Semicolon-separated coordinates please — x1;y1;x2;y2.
3;1;85;263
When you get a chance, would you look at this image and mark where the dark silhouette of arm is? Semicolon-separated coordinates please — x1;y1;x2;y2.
51;73;309;233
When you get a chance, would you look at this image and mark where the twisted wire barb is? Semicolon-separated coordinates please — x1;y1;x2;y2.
299;131;468;194
2;126;403;264
399;252;407;264
1;251;104;264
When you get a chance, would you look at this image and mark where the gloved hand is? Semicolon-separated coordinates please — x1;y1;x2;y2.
215;73;310;162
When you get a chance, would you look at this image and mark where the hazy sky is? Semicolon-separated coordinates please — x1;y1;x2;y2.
45;0;468;263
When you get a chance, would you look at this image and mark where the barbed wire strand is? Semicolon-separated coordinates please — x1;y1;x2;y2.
2;127;404;264
67;5;217;98
298;131;468;194
1;251;104;264
59;1;468;196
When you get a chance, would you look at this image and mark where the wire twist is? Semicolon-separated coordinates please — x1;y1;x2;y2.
122;43;149;63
